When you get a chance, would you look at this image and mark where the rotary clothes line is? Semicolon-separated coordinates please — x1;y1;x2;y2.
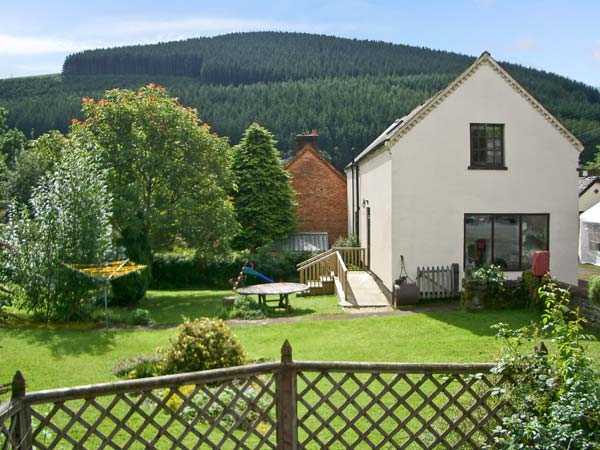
66;260;147;328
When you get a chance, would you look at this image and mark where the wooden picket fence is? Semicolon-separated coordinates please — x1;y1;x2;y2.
416;264;460;300
0;341;512;450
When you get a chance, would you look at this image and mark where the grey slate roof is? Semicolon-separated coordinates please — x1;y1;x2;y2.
579;176;600;196
346;95;437;168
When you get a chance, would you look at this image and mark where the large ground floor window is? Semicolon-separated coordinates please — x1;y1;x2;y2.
464;214;549;271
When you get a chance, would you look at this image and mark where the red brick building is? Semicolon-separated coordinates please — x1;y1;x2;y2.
285;130;348;245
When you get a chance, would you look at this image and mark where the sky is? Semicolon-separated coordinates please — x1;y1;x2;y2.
0;0;599;87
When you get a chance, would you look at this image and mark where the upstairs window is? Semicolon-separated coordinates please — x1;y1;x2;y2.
469;123;505;169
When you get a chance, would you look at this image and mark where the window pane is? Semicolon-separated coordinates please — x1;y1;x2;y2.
521;215;548;269
470;124;504;167
493;216;520;270
588;223;600;251
465;215;492;269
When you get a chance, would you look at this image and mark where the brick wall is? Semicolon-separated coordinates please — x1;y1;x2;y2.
285;145;348;245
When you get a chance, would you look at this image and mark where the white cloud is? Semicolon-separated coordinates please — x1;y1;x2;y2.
514;36;538;51
0;34;94;55
0;15;299;57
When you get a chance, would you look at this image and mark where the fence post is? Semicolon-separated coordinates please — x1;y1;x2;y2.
451;263;460;297
11;371;32;450
276;340;297;450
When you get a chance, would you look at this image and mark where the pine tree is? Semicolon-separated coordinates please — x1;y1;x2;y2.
232;123;297;250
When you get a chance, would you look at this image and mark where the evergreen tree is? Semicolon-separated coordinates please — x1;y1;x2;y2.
232;123;296;250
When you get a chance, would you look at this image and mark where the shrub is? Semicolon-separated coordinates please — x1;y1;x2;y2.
471;264;505;291
110;267;151;307
131;308;153;325
113;355;161;379
225;296;267;320
462;264;505;309
489;279;600;449
151;247;313;289
588;275;600;305
160;318;245;375
333;234;360;247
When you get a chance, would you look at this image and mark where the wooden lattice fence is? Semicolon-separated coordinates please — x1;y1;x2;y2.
0;342;511;450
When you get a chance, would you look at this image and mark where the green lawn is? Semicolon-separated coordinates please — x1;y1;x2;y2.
116;290;343;324
578;263;600;282
6;290;343;327
4;291;599;449
5;303;599;393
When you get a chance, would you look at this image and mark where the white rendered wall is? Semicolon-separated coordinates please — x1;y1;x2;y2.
357;151;393;285
387;63;579;286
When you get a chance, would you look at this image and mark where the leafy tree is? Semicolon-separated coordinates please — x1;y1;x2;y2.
0;106;27;168
583;145;600;173
232;123;296;250
78;84;237;262
7;131;65;209
1;135;113;321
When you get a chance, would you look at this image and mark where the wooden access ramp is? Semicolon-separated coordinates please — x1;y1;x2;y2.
296;248;391;308
345;271;390;308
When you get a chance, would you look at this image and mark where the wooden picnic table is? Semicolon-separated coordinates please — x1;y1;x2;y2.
236;282;309;309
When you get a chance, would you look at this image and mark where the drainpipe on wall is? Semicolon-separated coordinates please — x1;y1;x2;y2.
350;147;360;239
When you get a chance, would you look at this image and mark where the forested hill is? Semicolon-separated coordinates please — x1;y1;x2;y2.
1;31;599;168
62;32;474;84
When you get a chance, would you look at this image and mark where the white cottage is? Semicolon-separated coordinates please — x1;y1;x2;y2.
346;52;582;290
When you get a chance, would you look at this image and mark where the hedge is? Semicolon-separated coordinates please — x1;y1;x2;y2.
150;248;316;289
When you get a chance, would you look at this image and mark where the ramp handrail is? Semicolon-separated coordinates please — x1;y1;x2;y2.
298;250;349;300
297;247;365;270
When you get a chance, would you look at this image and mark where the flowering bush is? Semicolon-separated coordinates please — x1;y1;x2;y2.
160;318;245;375
462;264;522;309
113;355;160;379
489;279;600;449
471;264;505;291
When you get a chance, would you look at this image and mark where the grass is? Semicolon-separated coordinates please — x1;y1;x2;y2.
4;303;599;392
578;263;600;282
3;296;600;449
5;290;343;327
116;290;343;324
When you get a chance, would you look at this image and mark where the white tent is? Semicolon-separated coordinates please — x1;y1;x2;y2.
579;202;600;265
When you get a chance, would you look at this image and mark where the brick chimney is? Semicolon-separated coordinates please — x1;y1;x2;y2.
295;129;319;153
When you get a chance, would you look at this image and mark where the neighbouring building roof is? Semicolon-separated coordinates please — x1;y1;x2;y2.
579;176;600;196
285;143;346;183
346;51;584;169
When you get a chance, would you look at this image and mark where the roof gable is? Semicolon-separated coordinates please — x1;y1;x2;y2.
579;176;600;196
285;144;347;183
349;52;584;167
